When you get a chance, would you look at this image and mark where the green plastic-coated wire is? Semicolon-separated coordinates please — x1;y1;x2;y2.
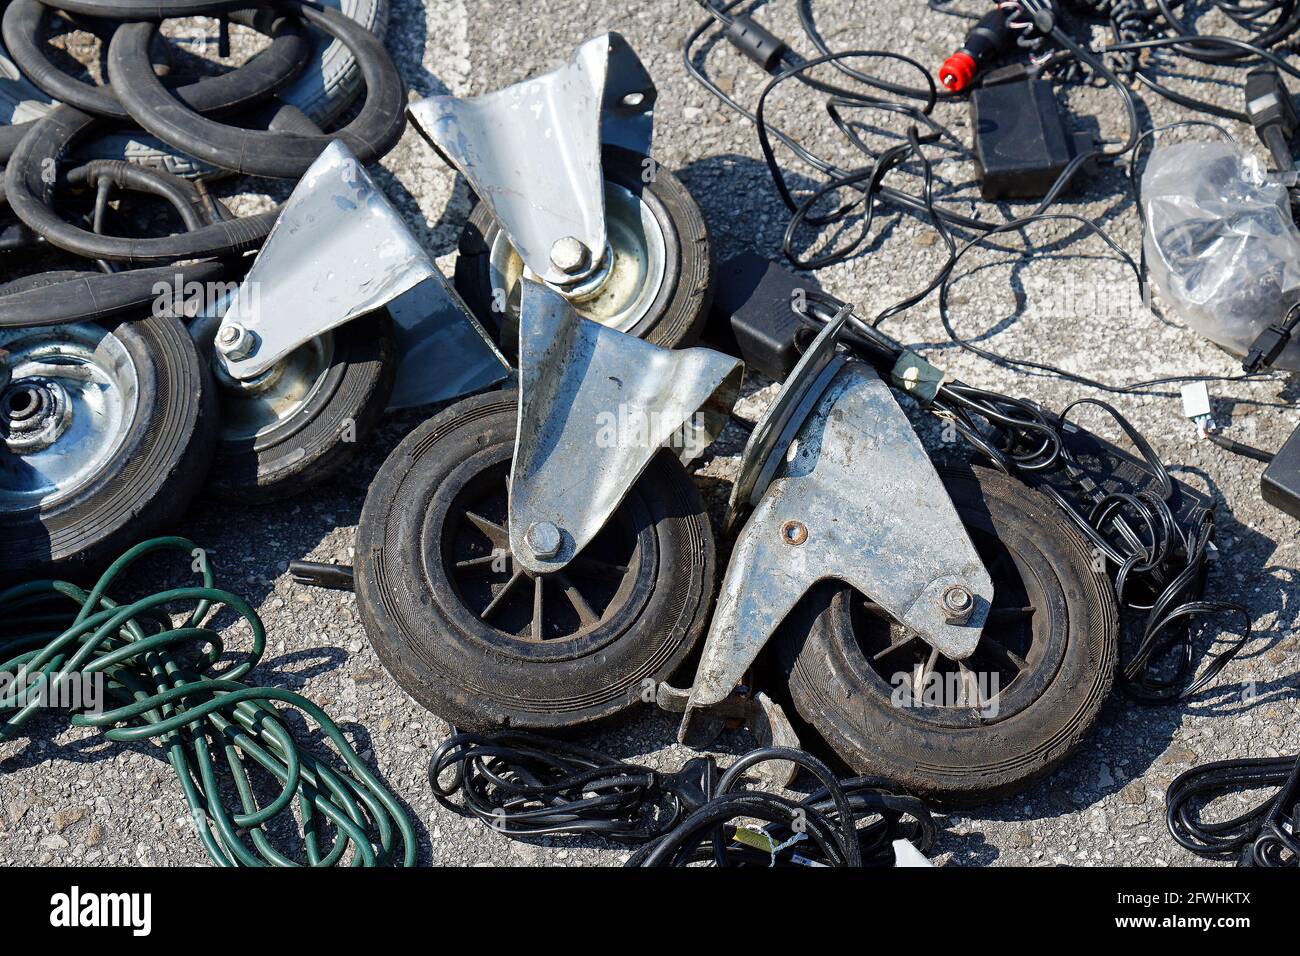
0;537;416;867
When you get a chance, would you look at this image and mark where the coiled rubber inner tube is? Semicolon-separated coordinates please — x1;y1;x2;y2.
5;104;279;261
0;259;237;327
2;0;310;120
0;160;239;328
66;158;216;231
107;0;405;178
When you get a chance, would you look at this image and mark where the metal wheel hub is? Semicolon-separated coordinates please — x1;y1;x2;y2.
0;324;139;510
436;456;651;660
210;330;334;444
489;182;668;334
2;378;71;453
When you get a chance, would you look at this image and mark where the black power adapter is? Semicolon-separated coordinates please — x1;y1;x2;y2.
971;68;1094;200
705;251;814;382
1262;424;1300;520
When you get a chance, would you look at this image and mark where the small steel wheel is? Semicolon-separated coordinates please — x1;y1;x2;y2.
0;315;216;577
454;145;713;355
354;389;717;731
772;465;1118;805
191;310;395;504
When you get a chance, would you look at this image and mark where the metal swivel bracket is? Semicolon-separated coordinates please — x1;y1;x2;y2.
679;309;995;746
509;278;742;575
214;141;507;408
408;33;657;288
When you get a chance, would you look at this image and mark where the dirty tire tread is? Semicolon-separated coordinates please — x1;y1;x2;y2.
354;389;717;731
773;465;1119;806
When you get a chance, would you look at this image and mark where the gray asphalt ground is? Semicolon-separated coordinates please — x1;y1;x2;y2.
3;0;1299;867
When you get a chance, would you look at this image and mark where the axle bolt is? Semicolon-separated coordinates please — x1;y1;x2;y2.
550;236;591;276
525;521;563;560
216;322;256;361
940;585;974;625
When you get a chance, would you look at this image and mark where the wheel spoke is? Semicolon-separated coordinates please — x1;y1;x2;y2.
567;556;628;580
462;509;509;550
455;553;507;573
980;637;1027;673
530;575;544;642
556;572;599;627
913;646;940;700
480;569;525;621
987;605;1035;625
871;632;918;663
957;661;983;709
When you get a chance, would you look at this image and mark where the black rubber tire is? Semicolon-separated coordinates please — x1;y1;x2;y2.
203;312;396;504
354;389;717;731
0;312;218;578
45;1;252;16
106;1;405;179
454;145;713;351
773;465;1119;806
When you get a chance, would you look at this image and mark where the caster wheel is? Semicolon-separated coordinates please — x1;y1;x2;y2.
0;314;217;578
192;311;396;504
354;389;717;731
773;465;1119;805
454;145;713;355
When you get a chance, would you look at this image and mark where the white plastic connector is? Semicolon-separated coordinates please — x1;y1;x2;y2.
1181;382;1212;421
1181;382;1214;437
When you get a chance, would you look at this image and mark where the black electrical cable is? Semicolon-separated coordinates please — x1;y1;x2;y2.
430;731;937;867
691;0;1141;253
1205;430;1276;461
1167;752;1300;866
800;292;1256;703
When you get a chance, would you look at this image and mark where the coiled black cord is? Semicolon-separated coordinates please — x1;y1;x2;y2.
430;732;937;867
1166;753;1300;866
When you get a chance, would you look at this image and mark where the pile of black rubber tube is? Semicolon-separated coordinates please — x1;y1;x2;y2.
0;0;405;576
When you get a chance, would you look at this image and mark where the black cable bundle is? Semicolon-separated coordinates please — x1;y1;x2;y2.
1166;752;1300;866
799;292;1254;704
429;732;937;867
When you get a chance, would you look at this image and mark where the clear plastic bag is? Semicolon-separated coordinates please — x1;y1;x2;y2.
1143;139;1300;371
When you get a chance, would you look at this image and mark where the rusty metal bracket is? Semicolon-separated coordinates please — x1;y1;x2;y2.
214;141;507;406
509;279;742;574
679;310;994;747
408;33;656;287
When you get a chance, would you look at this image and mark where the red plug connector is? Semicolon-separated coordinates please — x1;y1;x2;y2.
938;9;1015;93
939;51;977;92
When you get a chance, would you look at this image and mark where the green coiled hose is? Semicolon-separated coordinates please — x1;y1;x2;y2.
0;537;415;867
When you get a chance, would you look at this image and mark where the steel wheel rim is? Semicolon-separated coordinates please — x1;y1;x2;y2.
489;181;669;334
191;310;335;445
0;324;139;511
